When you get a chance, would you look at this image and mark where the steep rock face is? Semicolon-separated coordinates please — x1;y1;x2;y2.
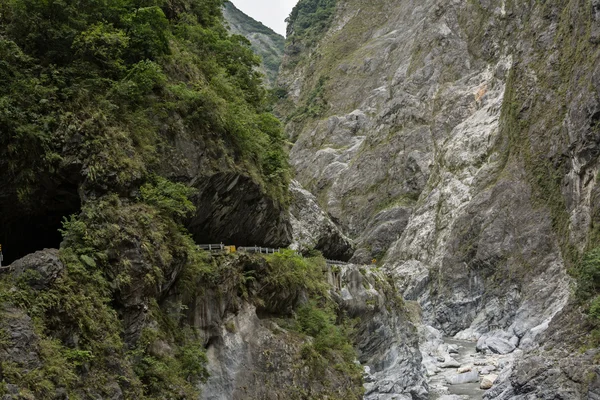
0;306;42;381
289;179;353;259
222;1;285;86
195;258;427;400
8;249;64;290
486;350;600;400
200;303;309;400
158;119;293;247
187;255;366;400
280;0;600;397
484;303;600;399
187;173;292;247
279;0;507;263
1;249;371;399
331;265;427;399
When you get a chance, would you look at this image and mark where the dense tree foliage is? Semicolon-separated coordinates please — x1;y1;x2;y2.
222;1;285;86
286;0;336;46
0;179;210;398
0;0;291;398
0;0;289;202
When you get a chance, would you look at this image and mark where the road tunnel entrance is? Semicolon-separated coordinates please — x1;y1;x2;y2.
0;183;81;266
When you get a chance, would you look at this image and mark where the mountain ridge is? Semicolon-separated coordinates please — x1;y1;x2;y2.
223;1;285;86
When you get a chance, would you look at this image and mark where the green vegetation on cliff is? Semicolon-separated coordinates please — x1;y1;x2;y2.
222;1;285;86
0;179;364;398
0;178;209;398
259;250;364;398
577;247;600;343
245;248;361;385
494;0;600;341
0;0;298;397
286;0;337;45
0;0;289;205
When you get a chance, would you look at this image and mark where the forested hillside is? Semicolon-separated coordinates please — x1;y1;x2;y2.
4;0;599;398
0;0;292;263
0;0;289;200
0;0;293;398
222;1;285;86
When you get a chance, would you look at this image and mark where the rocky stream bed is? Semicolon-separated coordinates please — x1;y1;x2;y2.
422;327;514;400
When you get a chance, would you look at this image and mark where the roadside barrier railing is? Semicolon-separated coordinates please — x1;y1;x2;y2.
237;246;280;254
197;243;351;266
325;259;347;266
197;243;225;252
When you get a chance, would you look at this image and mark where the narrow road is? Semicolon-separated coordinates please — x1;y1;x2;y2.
197;243;351;266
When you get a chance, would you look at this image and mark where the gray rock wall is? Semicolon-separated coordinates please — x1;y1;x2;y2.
289;179;354;260
331;265;427;399
196;260;428;400
159;117;293;248
188;172;292;248
280;0;600;397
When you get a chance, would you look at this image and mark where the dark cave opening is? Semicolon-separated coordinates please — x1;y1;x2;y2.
0;183;81;266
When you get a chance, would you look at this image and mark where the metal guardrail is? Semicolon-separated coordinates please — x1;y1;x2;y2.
325;259;347;266
237;246;281;254
196;243;350;266
197;244;225;251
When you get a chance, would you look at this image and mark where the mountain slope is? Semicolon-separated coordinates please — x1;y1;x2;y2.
0;0;292;397
0;1;397;399
223;1;285;86
278;0;600;398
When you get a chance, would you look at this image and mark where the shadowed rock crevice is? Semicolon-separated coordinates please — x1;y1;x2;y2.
187;173;292;248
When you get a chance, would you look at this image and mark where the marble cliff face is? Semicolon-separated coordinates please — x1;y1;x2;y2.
279;0;600;398
1;1;599;399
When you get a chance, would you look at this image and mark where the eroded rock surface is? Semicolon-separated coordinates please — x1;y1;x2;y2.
198;261;427;400
8;248;63;290
279;0;600;398
289;179;353;260
187;172;292;247
332;265;427;399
